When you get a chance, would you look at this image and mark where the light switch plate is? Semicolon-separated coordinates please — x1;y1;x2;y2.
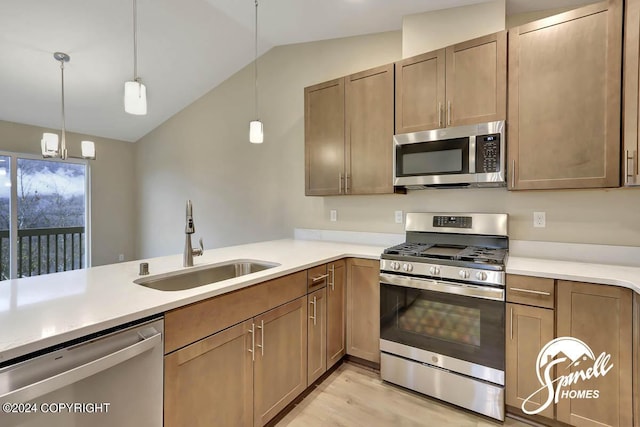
394;210;403;224
533;212;546;228
330;210;337;222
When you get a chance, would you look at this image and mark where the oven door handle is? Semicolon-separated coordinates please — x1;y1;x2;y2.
380;273;504;301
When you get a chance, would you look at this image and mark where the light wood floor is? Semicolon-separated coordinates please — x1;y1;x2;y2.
276;362;531;427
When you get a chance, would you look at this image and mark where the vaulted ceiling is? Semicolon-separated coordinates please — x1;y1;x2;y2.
0;0;595;142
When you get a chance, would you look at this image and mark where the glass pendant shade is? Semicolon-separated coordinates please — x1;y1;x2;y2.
81;140;96;159
124;80;147;115
41;133;60;157
249;120;263;144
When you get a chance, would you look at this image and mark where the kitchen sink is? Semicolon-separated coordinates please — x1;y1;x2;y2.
134;259;280;291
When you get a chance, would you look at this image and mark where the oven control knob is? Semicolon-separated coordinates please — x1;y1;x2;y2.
429;266;440;276
402;263;413;272
391;261;401;271
476;271;487;281
459;270;470;279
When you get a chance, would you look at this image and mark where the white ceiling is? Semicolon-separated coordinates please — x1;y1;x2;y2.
0;0;596;142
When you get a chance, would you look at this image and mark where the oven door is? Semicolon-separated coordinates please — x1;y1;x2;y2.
380;273;504;376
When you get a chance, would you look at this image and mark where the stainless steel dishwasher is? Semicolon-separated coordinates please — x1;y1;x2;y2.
0;317;163;427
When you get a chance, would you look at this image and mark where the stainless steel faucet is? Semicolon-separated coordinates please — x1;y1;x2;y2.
184;200;203;267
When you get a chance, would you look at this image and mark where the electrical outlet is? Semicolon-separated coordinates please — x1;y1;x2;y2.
118;254;125;262
394;210;404;224
533;212;546;228
330;210;337;222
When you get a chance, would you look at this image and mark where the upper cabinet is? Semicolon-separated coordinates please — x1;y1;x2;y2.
304;64;395;196
508;1;622;190
623;0;640;186
395;31;506;134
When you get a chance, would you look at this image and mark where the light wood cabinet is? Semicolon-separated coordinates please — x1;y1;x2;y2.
253;297;308;427
508;1;622;190
623;0;640;186
556;281;633;427
164;320;254;427
307;287;327;385
304;78;344;196
304;64;395;196
346;258;380;364
327;260;346;369
395;31;506;134
506;303;555;420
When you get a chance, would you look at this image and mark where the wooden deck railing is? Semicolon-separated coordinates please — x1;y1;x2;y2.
0;227;85;280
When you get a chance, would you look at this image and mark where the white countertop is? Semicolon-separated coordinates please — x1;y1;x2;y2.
2;237;640;365
0;239;383;364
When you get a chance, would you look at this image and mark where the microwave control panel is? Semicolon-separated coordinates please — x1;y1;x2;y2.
475;133;501;173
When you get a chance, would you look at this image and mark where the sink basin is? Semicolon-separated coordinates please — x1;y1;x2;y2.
134;259;280;291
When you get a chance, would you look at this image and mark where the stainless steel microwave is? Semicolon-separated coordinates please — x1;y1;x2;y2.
393;120;505;189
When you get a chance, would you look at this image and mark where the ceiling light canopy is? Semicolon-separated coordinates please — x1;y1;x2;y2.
40;52;96;161
124;0;147;115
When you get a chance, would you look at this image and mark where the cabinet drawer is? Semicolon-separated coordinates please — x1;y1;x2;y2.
506;275;555;309
165;271;307;353
307;264;328;292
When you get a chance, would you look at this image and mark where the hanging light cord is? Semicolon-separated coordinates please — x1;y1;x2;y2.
133;0;139;81
60;59;66;149
254;0;259;120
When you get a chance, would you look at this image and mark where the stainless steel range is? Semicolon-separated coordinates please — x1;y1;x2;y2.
380;212;507;421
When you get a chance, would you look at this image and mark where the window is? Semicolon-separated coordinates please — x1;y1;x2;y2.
0;152;90;280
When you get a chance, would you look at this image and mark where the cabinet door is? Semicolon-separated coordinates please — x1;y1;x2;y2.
508;1;622;190
556;281;632;427
345;64;395;194
395;49;446;133
304;78;345;196
307;287;327;385
346;258;380;364
165;320;253;427
445;31;506;127
505;303;555;420
327;260;346;369
623;0;640;186
253;297;307;426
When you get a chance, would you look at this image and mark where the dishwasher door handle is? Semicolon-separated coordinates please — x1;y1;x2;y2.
0;330;161;403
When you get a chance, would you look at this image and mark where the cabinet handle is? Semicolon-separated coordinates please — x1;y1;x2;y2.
447;101;451;126
626;150;638;184
309;296;317;326
509;287;551;296
345;174;350;194
312;273;329;282
256;320;264;356
339;173;344;194
248;322;255;362
438;102;443;128
329;265;335;291
510;307;513;341
511;159;515;188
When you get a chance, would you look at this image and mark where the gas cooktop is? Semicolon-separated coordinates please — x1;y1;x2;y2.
383;242;506;266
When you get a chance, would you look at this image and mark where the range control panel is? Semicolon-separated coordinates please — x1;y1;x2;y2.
475;133;501;173
433;216;473;228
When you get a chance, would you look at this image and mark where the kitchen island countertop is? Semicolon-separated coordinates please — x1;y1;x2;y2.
2;238;640;364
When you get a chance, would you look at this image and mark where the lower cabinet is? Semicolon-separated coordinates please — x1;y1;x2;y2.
253;297;308;426
506;303;555;420
327;260;346;369
346;258;380;364
307;287;327;385
164;320;254;427
556;281;633;427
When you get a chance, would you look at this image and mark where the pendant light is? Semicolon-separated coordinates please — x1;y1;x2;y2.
249;0;263;143
124;0;147;115
40;52;96;160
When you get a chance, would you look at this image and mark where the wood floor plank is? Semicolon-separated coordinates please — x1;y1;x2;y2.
276;363;531;427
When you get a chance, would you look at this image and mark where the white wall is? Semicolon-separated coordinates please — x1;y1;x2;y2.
402;0;506;58
0;120;136;266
